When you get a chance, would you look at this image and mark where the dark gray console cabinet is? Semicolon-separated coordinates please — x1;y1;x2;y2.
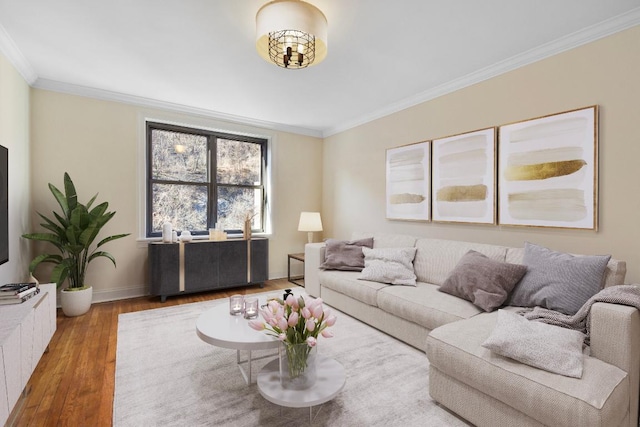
149;238;269;302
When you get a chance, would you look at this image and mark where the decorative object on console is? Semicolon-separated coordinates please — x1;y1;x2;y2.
498;106;598;229
179;230;193;242
432;128;496;224
439;250;527;312
386;141;431;221
507;242;610;315
22;172;130;317
359;247;418;286
249;294;336;389
209;223;227;241
162;222;172;243
255;0;328;69
320;237;374;271
244;211;258;240
298;211;323;243
482;309;585;378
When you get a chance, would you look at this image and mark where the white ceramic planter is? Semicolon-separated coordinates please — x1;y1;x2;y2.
61;286;93;317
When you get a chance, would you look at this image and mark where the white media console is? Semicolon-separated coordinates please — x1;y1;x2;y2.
0;283;56;424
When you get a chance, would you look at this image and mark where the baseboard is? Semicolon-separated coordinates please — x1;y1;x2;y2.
92;285;150;304
86;273;286;304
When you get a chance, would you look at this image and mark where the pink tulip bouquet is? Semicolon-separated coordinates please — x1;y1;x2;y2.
249;294;336;379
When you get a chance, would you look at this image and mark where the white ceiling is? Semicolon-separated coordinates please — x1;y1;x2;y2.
0;1;639;137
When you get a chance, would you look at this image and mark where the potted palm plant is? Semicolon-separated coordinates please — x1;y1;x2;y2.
22;172;129;316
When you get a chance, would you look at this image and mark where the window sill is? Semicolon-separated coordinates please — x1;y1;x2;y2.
136;232;272;248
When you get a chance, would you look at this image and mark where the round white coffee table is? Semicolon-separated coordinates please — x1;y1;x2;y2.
257;356;346;422
196;302;279;384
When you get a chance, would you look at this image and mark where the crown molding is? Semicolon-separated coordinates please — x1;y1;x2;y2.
32;78;324;138
0;23;37;84
2;8;638;139
322;8;640;138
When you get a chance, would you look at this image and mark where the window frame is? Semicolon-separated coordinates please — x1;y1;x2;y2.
145;121;268;238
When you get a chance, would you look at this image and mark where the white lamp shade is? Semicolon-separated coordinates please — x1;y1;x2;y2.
298;212;323;232
256;0;328;66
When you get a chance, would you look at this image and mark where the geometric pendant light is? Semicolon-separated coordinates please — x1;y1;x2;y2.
256;0;328;69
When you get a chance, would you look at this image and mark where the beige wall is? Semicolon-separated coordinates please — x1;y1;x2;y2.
0;52;31;284
323;26;640;283
29;90;323;301
26;25;640;298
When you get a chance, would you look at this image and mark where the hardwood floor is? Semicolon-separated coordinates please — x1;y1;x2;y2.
9;279;293;427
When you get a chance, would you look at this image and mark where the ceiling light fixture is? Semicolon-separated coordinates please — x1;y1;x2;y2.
256;0;328;69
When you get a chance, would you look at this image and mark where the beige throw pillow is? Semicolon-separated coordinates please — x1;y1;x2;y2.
482;310;585;378
358;247;417;286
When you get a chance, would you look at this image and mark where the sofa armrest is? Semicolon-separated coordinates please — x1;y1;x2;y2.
590;302;640;426
304;243;325;297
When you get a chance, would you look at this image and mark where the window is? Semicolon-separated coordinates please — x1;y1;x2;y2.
146;122;267;237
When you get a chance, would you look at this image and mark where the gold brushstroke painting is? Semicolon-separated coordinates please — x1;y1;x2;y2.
498;106;598;229
432;128;496;224
386;141;430;221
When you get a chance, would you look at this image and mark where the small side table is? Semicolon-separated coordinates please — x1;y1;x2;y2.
257;356;346;423
287;253;305;287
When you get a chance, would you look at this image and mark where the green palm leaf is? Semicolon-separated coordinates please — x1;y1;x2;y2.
22;172;130;289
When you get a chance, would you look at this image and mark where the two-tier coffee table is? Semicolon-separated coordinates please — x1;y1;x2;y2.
257;356;346;423
196;302;279;384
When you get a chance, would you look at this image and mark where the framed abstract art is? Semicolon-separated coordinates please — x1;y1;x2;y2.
432;128;496;224
498;106;598;229
386;141;430;221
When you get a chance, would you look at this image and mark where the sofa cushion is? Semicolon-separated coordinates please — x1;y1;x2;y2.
359;247;417;286
351;231;417;249
319;270;387;307
376;282;483;330
320;237;374;271
507;242;611;315
439;250;528;312
413;238;509;286
426;311;629;427
482;309;585;378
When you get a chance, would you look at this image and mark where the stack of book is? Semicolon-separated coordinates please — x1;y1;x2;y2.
0;283;40;305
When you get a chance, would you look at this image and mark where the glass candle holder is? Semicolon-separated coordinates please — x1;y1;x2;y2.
243;297;259;319
229;295;244;316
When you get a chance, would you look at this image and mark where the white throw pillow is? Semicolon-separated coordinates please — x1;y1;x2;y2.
358;247;417;286
482;309;585;378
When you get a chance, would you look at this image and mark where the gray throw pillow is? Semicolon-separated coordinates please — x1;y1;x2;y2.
439;250;527;312
358;247;417;286
507;242;611;315
482;309;585;378
320;238;374;271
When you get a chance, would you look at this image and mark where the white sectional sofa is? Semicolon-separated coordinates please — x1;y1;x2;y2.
304;232;638;427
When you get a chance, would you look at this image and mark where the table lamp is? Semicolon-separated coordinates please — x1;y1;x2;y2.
298;212;323;243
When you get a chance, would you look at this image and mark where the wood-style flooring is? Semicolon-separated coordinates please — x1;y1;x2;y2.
8;279;293;427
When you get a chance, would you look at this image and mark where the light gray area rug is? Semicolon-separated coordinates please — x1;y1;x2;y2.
114;296;468;426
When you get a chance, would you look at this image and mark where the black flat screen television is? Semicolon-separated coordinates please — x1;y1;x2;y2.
0;145;7;265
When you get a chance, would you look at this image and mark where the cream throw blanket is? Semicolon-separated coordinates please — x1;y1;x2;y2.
523;284;640;344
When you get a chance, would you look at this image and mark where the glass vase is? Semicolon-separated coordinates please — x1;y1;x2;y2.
279;342;317;390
